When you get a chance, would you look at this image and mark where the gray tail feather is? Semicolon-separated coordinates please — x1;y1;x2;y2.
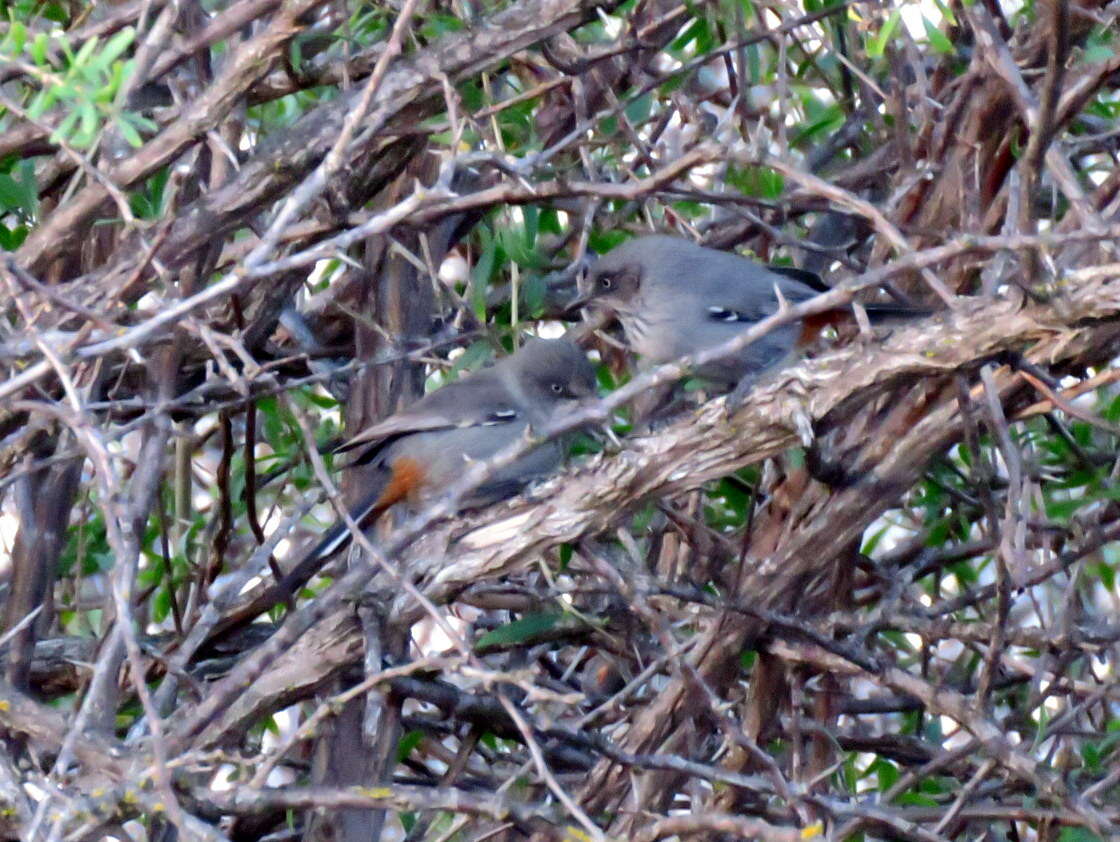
277;473;390;596
195;473;390;651
864;303;933;321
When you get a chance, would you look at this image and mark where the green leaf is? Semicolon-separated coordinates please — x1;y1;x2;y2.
670;18;708;53
126;111;157;133
72;101;99;147
73;34;100;70
787;446;805;469
867;9;902;58
923;17;955;54
498;223;534;267
444;341;492;384
861;524;889;555
257;396;287;446
304;391;338;410
624;93;652;126
1082;740;1101;772
116;115;142;148
932;0;958;25
793;100;845;144
1095;561;1117;592
27;90;48;120
43;3;68;24
589;229;629;256
522;204;538;248
0;160;36;217
896;792;940;807
470;229;496;320
30;32;49;65
522;272;546;318
129;167;169;218
1047;496;1090;521
152;586;171;624
8;21;27;55
725;164;785;198
657;73;687;95
137;555;164;587
475;612;567;651
51;107;80;145
947;558;980;585
419;13;465;39
100;27;135;66
457;79;484;112
1081;43;1113;64
918;775;949;796
59;31;80;70
0;224;30;251
868;757;899;791
539;208;561;235
98;58;127;102
879;629;914;653
1104;391;1120;423
396;729;424;762
1058;830;1104;842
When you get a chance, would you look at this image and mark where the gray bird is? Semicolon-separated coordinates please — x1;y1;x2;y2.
583;234;923;388
284;337;597;587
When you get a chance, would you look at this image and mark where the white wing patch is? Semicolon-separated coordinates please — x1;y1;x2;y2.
482;408;519;425
707;306;751;323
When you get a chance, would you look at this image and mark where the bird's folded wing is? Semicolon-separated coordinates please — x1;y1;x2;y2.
334;372;519;464
697;263;820;325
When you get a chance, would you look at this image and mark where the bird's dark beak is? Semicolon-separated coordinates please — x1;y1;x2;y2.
560;291;591;319
557;253;598;319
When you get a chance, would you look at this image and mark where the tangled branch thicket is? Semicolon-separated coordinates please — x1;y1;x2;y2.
1;0;1120;840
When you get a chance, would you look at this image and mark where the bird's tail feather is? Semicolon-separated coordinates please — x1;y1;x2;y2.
194;468;397;650
864;302;933;321
276;469;396;596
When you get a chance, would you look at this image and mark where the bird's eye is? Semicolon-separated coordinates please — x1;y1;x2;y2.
599;275;613;290
550;382;564;394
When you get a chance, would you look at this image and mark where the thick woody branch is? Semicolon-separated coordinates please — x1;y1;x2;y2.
70;0;615;298
181;269;1120;747
15;0;331;275
408;277;1118;611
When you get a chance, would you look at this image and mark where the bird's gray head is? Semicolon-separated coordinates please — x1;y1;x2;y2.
584;235;695;314
509;337;597;405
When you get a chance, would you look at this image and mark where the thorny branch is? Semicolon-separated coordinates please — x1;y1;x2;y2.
2;1;1120;841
